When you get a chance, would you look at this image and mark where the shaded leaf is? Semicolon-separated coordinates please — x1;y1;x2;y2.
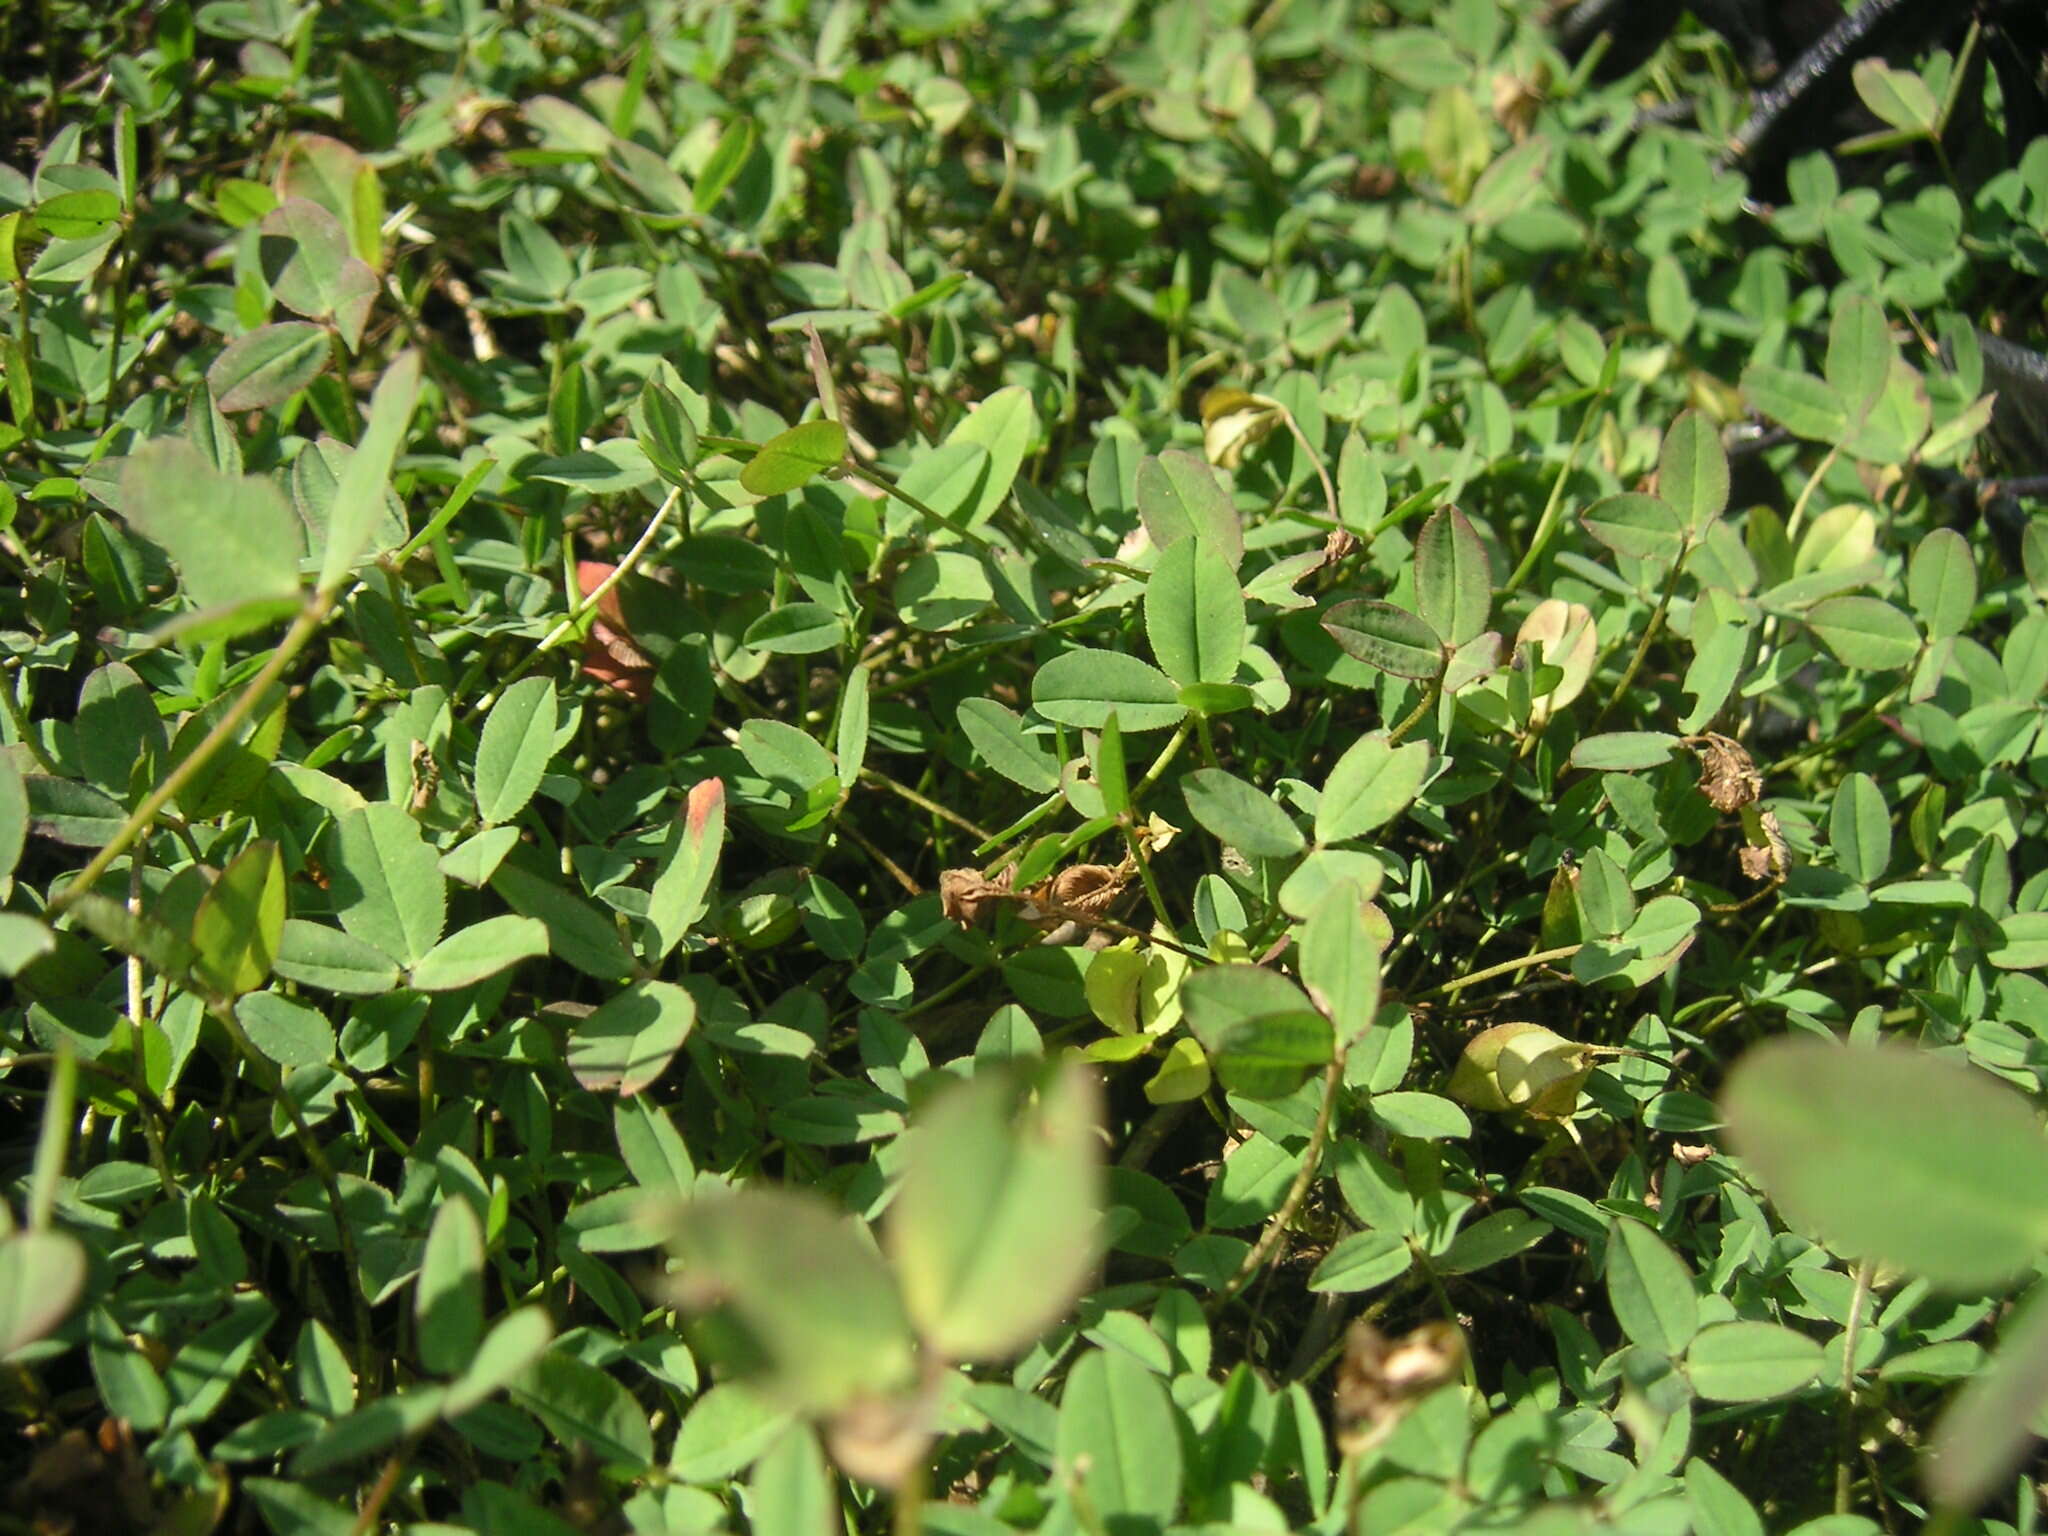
566;980;697;1096
1723;1040;2048;1289
207;321;332;412
889;1061;1103;1361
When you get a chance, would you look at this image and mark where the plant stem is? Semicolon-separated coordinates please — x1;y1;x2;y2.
1785;442;1840;544
1209;1050;1346;1313
465;483;684;722
1837;1257;1875;1516
98;238;132;433
976;793;1064;862
1284;405;1340;521
841;458;991;552
125;859;179;1199
351;1441;415;1536
48;592;336;918
1418;945;1583;1002
392;453;497;565
1774;679;1909;772
1387;682;1438;745
839;817;921;895
1121;819;1175;932
860;767;994;842
1118;1098;1196;1172
213;1000;378;1387
1502;394;1602;594
27;1046;77;1232
900;960;994;1021
894;1453;927;1536
1130;717;1195;801
0;661;61;772
1591;539;1691;729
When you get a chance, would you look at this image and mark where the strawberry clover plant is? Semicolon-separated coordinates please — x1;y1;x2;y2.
2;1;2048;1533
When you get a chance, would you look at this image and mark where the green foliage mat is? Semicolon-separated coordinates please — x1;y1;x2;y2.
3;1;2048;1533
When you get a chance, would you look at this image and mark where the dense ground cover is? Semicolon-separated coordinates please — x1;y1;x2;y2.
4;1;2048;1532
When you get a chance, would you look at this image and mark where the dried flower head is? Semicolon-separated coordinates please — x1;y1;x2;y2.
1689;732;1763;813
1334;1319;1468;1456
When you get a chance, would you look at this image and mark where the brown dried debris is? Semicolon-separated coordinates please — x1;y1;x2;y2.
939;859;1135;933
1318;523;1359;569
1042;862;1126;920
1737;805;1790;883
1334;1319;1469;1457
938;865;1013;927
1686;731;1763;813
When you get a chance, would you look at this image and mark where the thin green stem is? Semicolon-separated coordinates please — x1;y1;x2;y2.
840;459;991;552
1785;442;1840;545
1130;717;1194;803
1387;683;1438;746
378;563;430;684
392;454;496;565
1455;240;1478;342
462;484;683;725
1837;1258;1875;1516
976;793;1063;863
1209;1050;1347;1313
99;239;132;434
860;767;994;843
0;663;62;773
874;636;1017;701
28;1046;77;1231
1121;820;1175;933
1590;542;1691;730
1774;679;1910;773
1283;405;1340;521
125;858;179;1199
1503;394;1602;594
900;960;995;1021
894;1449;927;1536
48;592;335;918
1417;945;1583;1002
344;1084;415;1160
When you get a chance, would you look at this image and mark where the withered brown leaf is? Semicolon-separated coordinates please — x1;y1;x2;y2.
827;1388;937;1491
939;866;1013;927
1318;523;1358;569
1688;732;1762;813
1737;805;1790;882
1333;1318;1467;1456
944;860;1135;934
1045;862;1125;919
1024;863;1123;926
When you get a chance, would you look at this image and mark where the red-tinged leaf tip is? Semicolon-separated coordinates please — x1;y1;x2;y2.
685;777;725;835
